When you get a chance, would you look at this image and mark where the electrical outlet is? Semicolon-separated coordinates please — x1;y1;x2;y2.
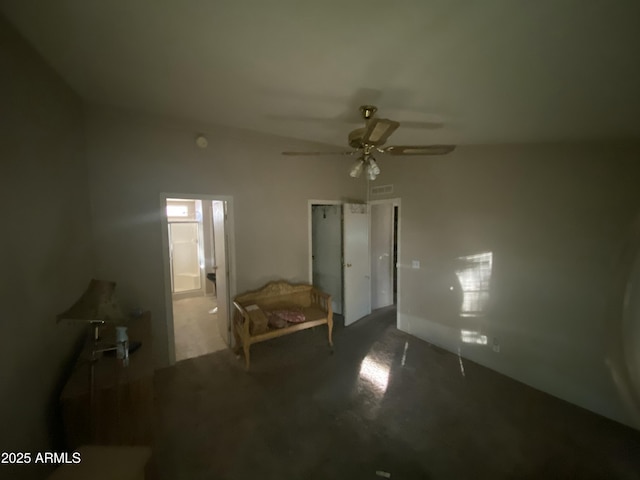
492;337;500;353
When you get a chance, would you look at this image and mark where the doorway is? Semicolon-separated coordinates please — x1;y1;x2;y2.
370;199;400;311
309;201;343;314
309;200;372;325
310;200;395;327
161;194;235;364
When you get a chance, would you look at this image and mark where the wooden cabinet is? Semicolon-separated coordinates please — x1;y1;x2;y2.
47;446;152;480
60;312;154;449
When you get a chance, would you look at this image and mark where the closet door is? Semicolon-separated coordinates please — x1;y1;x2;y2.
343;203;371;326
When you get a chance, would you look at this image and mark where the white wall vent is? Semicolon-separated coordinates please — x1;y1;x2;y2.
371;184;394;196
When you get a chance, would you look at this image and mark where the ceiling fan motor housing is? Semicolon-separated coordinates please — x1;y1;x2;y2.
359;105;378;119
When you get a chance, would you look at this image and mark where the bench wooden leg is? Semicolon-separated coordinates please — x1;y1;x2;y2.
243;341;251;370
327;318;333;347
233;325;242;355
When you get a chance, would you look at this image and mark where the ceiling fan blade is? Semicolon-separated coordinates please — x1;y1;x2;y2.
267;114;338;124
400;120;444;130
361;118;400;145
384;145;456;155
282;151;356;156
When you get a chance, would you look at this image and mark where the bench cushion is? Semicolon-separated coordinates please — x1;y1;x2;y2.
269;309;306;324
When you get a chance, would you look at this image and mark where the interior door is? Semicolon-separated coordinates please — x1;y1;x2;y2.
343;203;371;326
370;203;394;309
624;246;640;404
212;201;230;345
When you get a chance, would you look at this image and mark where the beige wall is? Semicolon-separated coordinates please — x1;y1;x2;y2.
84;106;640;429
0;14;94;477
379;143;640;428
84;106;365;367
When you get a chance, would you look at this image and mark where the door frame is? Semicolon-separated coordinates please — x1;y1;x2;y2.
160;192;237;365
368;197;402;327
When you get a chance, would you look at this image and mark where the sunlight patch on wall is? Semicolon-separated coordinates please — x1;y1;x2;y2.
455;252;493;317
460;329;488;345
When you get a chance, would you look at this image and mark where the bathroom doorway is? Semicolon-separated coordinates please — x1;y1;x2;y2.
162;195;235;363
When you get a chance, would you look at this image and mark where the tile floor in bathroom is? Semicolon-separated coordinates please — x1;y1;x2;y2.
173;295;227;361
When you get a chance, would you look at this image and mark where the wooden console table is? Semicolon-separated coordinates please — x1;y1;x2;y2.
60;312;154;449
47;445;152;480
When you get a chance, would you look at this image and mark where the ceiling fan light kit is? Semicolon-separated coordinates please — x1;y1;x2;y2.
367;156;380;175
349;154;381;180
282;105;456;180
349;158;365;178
366;164;377;181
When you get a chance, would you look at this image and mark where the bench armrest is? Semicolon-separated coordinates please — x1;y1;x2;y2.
233;301;251;337
310;288;332;317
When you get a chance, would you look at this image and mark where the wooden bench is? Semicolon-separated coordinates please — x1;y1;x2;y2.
233;281;333;369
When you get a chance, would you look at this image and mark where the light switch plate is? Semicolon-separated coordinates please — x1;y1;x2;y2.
412;260;420;269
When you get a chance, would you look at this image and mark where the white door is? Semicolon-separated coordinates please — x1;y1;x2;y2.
370;203;394;309
343;203;371;326
624;246;640;402
213;201;230;345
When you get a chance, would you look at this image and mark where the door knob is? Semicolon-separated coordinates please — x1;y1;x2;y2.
346;263;352;268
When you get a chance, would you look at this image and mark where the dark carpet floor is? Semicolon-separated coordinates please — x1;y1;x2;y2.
152;307;640;479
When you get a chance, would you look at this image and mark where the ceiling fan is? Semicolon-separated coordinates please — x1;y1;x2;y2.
282;105;456;180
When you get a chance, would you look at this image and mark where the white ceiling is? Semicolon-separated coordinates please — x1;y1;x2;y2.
2;0;640;146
